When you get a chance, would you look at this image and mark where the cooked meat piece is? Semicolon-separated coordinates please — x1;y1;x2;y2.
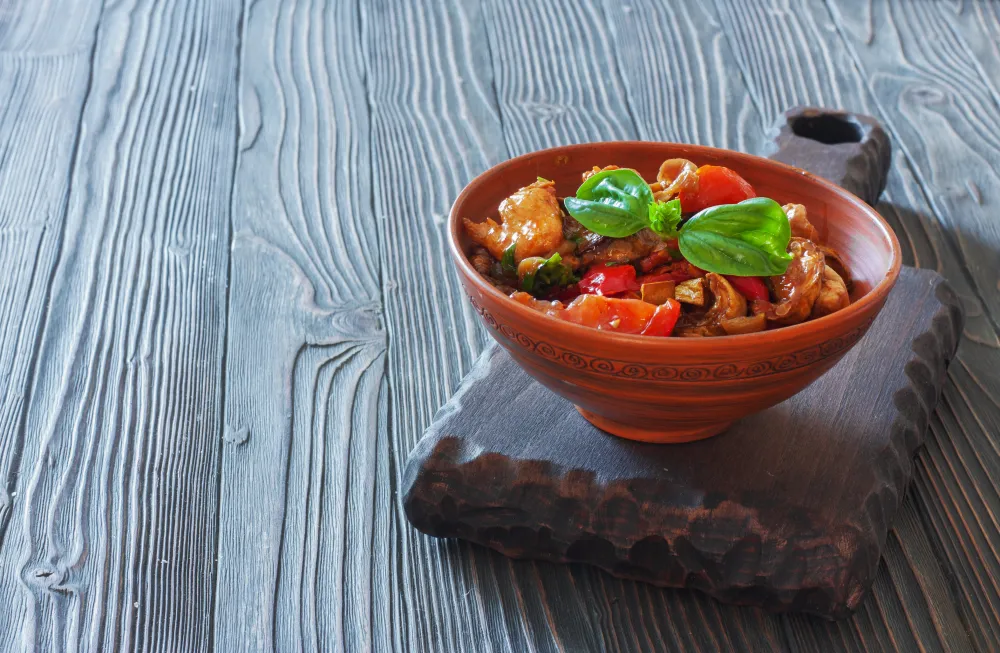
811;266;850;318
470;246;516;293
783;203;821;242
463;179;564;262
580;228;662;268
754;237;825;326
674;274;747;337
581;164;620;182
705;273;747;322
674;278;706;307
637;246;674;273
561;211;605;252
817;244;853;293
469;246;494;277
720;314;767;335
651;158;698;202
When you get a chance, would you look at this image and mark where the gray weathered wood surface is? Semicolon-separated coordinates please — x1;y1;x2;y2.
0;0;996;650
403;267;965;620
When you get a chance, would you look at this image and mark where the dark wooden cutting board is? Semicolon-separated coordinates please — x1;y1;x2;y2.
401;109;965;619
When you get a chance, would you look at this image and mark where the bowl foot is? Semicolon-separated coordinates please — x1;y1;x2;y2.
576;408;732;444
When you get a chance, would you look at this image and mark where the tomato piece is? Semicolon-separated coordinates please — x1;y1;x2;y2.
725;275;770;302
511;292;676;335
561;295;654;332
640;299;681;337
678;165;756;213
578;265;640;296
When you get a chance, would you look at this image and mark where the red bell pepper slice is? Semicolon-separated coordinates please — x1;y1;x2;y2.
578;265;640;296
725;275;769;302
640;299;681;337
679;165;756;213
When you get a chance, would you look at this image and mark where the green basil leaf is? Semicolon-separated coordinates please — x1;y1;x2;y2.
647;198;682;238
501;242;517;276
563;198;647;238
678;197;793;276
577;168;655;210
563;169;654;238
522;252;577;297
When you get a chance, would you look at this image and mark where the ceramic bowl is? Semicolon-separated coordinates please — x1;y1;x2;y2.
449;142;902;443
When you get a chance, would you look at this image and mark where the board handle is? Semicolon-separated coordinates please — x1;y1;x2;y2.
763;107;891;206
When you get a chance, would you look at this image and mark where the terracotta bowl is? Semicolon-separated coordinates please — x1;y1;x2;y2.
449;142;902;443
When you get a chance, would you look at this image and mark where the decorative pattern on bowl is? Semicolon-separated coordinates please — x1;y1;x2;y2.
468;296;876;382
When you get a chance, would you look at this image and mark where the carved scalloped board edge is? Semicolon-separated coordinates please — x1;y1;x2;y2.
402;269;963;619
847;278;964;597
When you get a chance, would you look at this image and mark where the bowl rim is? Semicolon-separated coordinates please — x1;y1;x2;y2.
448;141;903;350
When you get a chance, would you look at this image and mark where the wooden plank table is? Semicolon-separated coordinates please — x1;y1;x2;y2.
0;0;996;650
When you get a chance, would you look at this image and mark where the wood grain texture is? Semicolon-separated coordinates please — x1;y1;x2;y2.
0;0;241;650
947;1;1000;100
0;0;995;649
213;0;386;650
475;1;797;649
713;1;1000;650
483;0;636;151
363;1;515;651
836;1;1000;647
0;0;101;550
404;268;963;619
371;0;988;649
477;0;974;647
872;11;1000;643
602;0;766;153
0;0;103;645
372;0;788;649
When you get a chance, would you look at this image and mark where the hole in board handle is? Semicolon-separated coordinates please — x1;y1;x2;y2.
791;114;863;145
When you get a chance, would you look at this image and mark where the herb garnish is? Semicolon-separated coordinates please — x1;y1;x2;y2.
562;168;792;276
